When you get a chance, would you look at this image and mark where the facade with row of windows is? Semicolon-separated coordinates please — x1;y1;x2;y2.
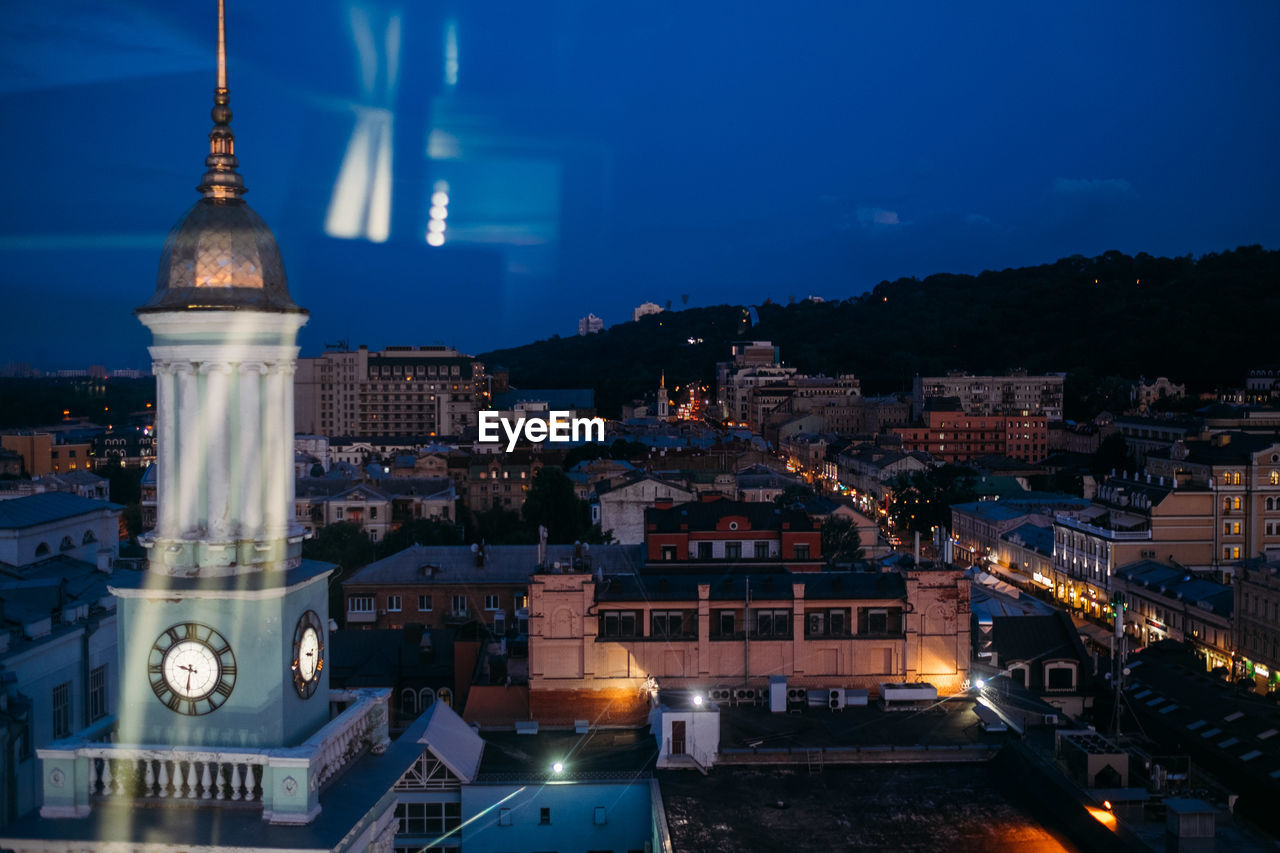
912;371;1065;421
1049;477;1215;618
1235;557;1280;691
643;496;823;571
527;565;971;726
0;492;121;828
340;544;644;632
294;345;488;437
893;408;1050;464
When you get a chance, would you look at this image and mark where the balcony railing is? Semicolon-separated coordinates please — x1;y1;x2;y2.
1055;514;1151;541
38;688;390;824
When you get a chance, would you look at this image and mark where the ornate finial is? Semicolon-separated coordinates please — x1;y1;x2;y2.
660;371;666;389
198;0;246;199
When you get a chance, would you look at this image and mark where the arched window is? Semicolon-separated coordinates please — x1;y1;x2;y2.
418;687;435;710
1271;470;1279;486
438;687;453;708
82;529;97;545
400;688;417;717
1233;472;1243;485
1268;498;1276;512
59;536;75;552
35;542;50;557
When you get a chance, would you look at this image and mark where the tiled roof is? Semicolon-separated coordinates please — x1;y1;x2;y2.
346;543;645;586
645;499;816;533
0;492;121;529
595;569;906;603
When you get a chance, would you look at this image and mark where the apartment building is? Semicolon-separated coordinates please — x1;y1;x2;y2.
1234;557;1280;691
294;345;487;437
1112;560;1233;672
1050;476;1214;618
1144;433;1280;564
893;404;1049;463
526;563;971;726
644;496;823;571
913;370;1064;420
340;543;645;632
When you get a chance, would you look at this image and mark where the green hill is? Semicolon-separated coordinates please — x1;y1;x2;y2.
481;246;1280;418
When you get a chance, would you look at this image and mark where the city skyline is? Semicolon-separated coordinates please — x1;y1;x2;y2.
3;2;1280;370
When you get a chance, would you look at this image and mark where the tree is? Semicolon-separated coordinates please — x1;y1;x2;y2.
774;484;814;508
302;521;376;572
471;505;534;545
302;522;378;622
375;517;463;558
1091;432;1135;480
821;516;862;565
522;467;592;543
886;465;977;538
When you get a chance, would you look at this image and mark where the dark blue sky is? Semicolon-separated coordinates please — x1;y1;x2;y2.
2;1;1278;370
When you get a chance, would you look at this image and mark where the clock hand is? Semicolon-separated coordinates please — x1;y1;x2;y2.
180;662;198;691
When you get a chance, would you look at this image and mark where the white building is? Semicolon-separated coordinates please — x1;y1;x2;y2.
0;493;121;827
633;301;664;322
577;313;605;335
595;474;695;544
913;371;1065;420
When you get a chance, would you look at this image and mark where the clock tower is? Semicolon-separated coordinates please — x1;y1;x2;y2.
109;0;330;750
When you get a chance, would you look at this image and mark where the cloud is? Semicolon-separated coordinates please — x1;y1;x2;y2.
1052;178;1136;199
856;207;901;226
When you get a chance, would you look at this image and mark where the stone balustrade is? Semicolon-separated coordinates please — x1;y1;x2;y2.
38;688;390;824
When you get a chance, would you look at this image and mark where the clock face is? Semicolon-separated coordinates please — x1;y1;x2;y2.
291;610;325;699
148;623;236;716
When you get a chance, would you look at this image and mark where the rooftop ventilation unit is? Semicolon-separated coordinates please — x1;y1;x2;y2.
709;688;733;705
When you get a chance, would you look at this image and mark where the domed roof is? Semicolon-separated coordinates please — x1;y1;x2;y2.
138;5;304;316
140;196;301;313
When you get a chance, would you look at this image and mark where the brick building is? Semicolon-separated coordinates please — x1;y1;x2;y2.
645;496;823;571
294;344;487;437
1234;557;1280;691
340;543;644;632
893;404;1049;464
526;563;971;726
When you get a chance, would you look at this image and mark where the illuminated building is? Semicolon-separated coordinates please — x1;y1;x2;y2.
912;370;1065;421
526;561;972;726
1234;557;1280;691
0;7;427;850
294;345;486;438
632;301;664;322
892;402;1049;464
577;313;604;335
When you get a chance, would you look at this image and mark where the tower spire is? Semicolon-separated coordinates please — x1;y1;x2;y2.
199;0;246;199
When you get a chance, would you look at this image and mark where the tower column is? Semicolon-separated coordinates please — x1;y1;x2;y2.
174;362;202;533
263;363;286;536
237;362;266;539
154;361;178;537
280;362;297;533
202;361;233;540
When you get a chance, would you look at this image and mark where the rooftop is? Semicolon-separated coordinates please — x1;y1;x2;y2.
645;499;817;534
347;543;645;586
0;492;121;529
595;569;907;603
659;763;1073;853
476;728;656;782
1113;560;1233;617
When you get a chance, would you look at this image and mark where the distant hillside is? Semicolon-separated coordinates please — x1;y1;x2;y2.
481;246;1280;418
